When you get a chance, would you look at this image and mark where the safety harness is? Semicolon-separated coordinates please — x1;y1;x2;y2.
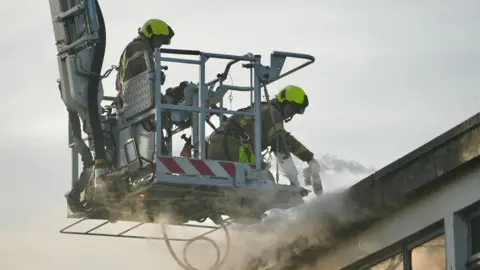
218;101;276;167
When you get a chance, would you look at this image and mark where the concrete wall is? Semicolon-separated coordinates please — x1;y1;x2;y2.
266;112;480;270
311;165;480;269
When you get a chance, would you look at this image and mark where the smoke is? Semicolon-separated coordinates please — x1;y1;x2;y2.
186;152;447;270
268;152;376;190
0;152;375;270
315;153;376;175
84;152;373;270
80;151;447;270
214;189;373;269
129;190;372;270
169;153;377;269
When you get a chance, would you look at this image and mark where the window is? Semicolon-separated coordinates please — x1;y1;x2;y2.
411;234;446;270
353;227;446;270
467;212;480;269
470;215;480;255
370;253;403;270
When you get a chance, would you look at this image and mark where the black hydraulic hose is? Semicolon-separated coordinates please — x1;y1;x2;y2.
87;0;107;163
58;81;93;167
68;110;93;166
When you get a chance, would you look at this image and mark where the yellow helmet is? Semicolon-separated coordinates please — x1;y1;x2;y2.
139;19;175;42
276;85;309;114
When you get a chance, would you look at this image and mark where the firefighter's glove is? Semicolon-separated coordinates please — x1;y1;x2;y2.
303;159;321;186
303;168;312;185
308;159;321;175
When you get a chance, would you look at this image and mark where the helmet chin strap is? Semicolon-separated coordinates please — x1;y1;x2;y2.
279;102;294;123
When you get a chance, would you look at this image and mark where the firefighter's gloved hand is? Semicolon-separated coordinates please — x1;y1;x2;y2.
306;159;323;195
303;168;312;185
308;159;321;175
303;159;321;186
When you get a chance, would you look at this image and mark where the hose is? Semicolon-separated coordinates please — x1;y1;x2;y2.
87;0;107;163
58;80;93;168
161;221;232;270
68;110;93;167
262;84;291;183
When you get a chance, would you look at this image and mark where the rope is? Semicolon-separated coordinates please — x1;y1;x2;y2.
261;84;281;182
100;65;118;79
161;221;232;270
228;74;234;110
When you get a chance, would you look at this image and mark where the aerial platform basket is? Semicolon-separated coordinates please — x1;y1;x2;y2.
49;0;317;269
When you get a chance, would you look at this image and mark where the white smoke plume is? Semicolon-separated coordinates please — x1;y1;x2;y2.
174;153;377;269
315;153;377;175
222;190;375;269
0;153;375;270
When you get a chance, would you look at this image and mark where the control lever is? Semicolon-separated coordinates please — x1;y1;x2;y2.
180;134;192;158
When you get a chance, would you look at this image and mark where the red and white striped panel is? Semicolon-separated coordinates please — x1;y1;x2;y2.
157;156;256;178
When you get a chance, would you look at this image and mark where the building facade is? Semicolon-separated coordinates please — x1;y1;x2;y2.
258;113;480;270
323;163;480;270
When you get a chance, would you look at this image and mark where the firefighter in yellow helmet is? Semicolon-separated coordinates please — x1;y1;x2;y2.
206;85;322;189
66;19;175;213
115;19;175;107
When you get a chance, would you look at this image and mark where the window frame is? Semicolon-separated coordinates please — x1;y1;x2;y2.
406;229;446;270
466;210;480;269
344;221;445;270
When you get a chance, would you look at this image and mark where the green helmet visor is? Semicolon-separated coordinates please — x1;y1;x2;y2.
290;95;309;114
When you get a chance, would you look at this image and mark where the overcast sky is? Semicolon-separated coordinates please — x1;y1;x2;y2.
0;0;478;269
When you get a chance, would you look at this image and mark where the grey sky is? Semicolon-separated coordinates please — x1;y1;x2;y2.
0;0;478;269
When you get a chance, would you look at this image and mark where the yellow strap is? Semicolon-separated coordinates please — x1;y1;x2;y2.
119;50;143;82
238;144;255;163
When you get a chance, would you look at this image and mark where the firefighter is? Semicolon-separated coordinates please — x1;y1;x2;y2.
115;18;175;107
65;19;176;213
206;85;321;187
